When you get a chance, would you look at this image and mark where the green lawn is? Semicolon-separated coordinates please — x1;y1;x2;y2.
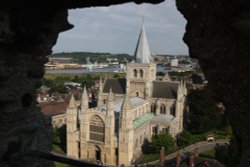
200;148;216;159
55;162;71;167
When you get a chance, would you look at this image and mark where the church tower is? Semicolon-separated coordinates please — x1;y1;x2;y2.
66;95;79;158
126;23;156;98
118;94;134;166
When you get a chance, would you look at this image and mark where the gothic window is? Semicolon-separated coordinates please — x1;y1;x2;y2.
89;115;105;142
134;69;138;77
151;103;156;114
162;127;169;133
160;104;166;114
152;126;158;135
139;69;143;78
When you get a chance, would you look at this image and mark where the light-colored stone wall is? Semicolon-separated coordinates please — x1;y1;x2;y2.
52;114;66;128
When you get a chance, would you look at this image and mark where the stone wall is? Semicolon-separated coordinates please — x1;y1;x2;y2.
176;0;250;166
1;0;250;166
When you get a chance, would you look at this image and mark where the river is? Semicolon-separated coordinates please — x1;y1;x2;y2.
45;65;169;74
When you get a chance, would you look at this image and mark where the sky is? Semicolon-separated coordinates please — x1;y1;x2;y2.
53;0;188;55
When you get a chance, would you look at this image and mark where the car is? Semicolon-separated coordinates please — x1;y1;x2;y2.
206;135;215;142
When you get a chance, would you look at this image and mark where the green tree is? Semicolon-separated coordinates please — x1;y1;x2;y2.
151;132;175;153
177;130;194;147
187;88;222;133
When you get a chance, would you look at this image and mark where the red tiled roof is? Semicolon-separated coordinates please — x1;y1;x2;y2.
40;102;69;116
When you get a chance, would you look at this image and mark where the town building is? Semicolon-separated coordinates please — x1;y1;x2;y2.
66;24;187;166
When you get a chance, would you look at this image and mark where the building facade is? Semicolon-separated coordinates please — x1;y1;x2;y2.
66;24;187;166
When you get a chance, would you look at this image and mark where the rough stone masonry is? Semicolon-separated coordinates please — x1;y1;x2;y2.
0;0;249;166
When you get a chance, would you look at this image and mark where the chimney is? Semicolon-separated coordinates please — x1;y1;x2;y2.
176;152;181;167
159;146;165;166
193;147;199;161
189;155;194;167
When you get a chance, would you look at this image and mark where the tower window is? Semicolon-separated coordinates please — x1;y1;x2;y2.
134;69;138;77
139;69;143;78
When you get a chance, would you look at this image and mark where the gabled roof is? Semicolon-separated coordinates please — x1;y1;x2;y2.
152;81;178;99
103;78;126;94
134;23;153;63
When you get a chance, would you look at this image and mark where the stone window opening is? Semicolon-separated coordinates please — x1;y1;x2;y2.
134;69;138;78
160;104;166;114
139;69;143;78
151;103;156;114
152;126;158;135
136;92;139;97
89;115;105;142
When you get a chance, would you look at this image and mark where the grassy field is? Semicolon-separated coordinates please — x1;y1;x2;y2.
200;148;216;159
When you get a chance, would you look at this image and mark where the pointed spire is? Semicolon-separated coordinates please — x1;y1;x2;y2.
99;76;103;93
108;88;114;102
122;94;131;110
81;86;88;107
68;94;76;109
134;22;153;63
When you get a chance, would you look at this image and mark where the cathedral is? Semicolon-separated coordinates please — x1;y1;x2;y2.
66;24;187;166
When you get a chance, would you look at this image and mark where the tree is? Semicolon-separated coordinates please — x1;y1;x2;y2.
151;132;175;153
177;130;194;147
187;88;222;133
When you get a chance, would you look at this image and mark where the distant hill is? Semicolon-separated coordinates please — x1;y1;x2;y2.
49;52;133;64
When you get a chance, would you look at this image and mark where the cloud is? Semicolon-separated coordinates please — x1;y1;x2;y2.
53;0;188;55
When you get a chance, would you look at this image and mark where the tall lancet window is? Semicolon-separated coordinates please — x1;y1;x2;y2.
151;103;156;114
89;115;105;142
139;69;143;78
134;69;138;78
160;104;166;114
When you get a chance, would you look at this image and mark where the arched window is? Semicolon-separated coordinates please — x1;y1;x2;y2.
139;69;143;78
151;103;156;114
89;115;105;142
134;69;138;77
160;104;166;114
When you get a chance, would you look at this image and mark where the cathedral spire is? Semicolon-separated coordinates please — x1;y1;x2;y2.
99;76;103;93
108;88;114;102
134;22;153;63
81;86;89;110
68;94;76;109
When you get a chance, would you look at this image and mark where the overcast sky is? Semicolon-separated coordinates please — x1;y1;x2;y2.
53;0;188;55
